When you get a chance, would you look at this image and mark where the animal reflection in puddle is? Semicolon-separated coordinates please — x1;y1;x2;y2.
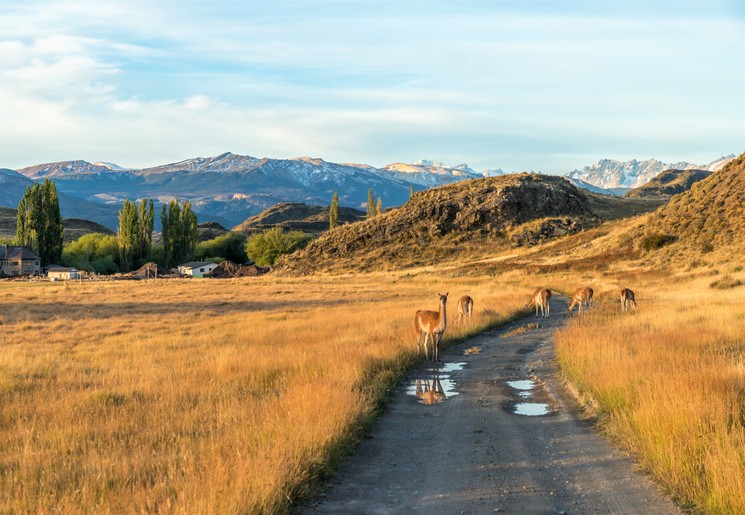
407;362;465;405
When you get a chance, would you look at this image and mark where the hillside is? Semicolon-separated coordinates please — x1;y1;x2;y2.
278;173;599;273
0;207;114;242
644;153;745;249
625;169;711;198
233;202;366;235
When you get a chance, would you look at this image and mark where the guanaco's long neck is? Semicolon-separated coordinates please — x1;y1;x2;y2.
437;300;447;332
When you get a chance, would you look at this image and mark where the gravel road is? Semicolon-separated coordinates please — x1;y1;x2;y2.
301;296;678;514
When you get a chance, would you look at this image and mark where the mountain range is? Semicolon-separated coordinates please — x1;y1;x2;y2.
2;152;736;231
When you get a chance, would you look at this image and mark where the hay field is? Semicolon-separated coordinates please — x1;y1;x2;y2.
0;275;526;513
554;267;745;513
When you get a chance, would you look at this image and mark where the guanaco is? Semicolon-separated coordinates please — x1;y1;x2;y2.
568;287;592;314
620;288;636;312
415;292;448;362
587;287;594;306
456;295;474;325
530;288;552;318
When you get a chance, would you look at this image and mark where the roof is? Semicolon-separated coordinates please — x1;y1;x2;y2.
47;266;80;272
178;261;218;269
0;245;41;260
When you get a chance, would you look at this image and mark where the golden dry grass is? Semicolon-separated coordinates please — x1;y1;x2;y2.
555;273;745;513
0;275;526;513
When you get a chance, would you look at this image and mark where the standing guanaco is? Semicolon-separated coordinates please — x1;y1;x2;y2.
530;288;552;318
620;288;637;312
415;292;448;362
456;295;474;325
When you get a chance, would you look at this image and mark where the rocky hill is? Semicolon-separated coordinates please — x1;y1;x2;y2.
0;207;114;242
277;173;596;273
197;222;229;242
644;152;745;249
233;202;366;235
625;169;712;198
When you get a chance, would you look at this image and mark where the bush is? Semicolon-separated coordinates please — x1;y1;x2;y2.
61;233;119;274
641;233;676;252
710;275;743;290
195;232;248;264
245;228;312;266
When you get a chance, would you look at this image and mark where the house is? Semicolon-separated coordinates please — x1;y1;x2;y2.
177;261;219;278
47;265;82;281
0;245;42;277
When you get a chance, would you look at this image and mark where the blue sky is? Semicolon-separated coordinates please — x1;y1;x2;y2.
1;0;743;173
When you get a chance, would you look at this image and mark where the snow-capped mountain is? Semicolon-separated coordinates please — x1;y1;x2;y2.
16;160;125;178
381;159;483;187
567;155;735;189
93;161;130;171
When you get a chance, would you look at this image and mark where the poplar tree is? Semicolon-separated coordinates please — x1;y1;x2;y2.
366;189;376;219
329;191;339;230
138;198;154;261
117;200;140;272
15;178;63;266
410;184;415;198
161;198;198;269
376;196;383;216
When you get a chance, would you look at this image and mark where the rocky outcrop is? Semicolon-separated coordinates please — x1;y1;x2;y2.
278;173;595;273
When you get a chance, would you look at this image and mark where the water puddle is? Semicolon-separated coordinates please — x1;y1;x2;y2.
512;402;550;416
503;378;554;416
407;362;466;405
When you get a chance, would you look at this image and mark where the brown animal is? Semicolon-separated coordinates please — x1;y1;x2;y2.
620;288;636;312
530;288;552;318
587;287;594;306
415;292;448;362
456;295;474;325
569;287;592;314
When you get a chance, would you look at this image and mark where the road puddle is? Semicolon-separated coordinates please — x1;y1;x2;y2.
503;378;554;416
406;362;465;405
512;402;550;416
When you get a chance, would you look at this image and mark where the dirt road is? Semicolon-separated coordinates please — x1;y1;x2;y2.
302;296;678;514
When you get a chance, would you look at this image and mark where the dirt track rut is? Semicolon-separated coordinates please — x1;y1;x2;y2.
302;296;678;514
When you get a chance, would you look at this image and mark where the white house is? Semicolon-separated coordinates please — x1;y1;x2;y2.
177;261;218;278
0;245;42;277
47;265;82;281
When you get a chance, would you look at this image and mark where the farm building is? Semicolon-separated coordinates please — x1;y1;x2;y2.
0;245;42;277
47;265;82;281
177;261;219;278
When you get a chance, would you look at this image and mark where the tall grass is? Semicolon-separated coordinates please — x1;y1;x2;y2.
0;276;525;512
555;276;745;513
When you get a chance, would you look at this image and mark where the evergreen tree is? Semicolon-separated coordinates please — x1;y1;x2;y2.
376;196;382;216
15;178;63;266
366;188;375;219
329;191;339;230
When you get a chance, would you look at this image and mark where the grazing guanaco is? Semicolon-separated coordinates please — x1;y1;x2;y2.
456;295;474;325
568;287;592;314
530;288;552;318
620;288;637;312
415;292;448;362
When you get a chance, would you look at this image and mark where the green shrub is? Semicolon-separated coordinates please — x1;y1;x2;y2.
641;233;676;252
245;228;312;266
195;232;247;264
61;233;120;274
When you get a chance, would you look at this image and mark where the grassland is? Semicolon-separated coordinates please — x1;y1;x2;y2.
0;275;527;513
552;264;745;513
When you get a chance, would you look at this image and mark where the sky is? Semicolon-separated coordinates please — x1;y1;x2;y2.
1;0;743;173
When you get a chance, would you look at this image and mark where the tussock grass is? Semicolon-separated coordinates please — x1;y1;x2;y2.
555;276;745;513
0;276;525;513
